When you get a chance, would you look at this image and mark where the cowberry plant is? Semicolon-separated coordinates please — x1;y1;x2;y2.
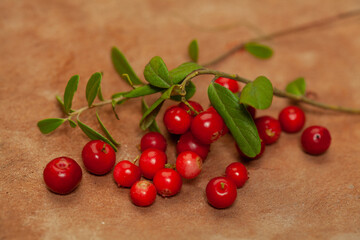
37;11;360;158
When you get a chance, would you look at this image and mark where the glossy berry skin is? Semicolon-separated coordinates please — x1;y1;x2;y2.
191;110;225;144
215;77;240;93
176;131;211;160
235;139;265;160
255;116;281;145
43;157;82;195
130;180;157;207
113;160;141;188
163;106;192;134
207;107;228;135
178;100;204;117
176;151;203;179
140;132;167;152
301;126;331;155
225;162;249;188
153;168;182;197
139;148;167;179
278;106;306;133
206;177;237;209
82;140;116;175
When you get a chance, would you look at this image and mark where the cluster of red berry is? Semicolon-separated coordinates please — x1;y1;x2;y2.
42;77;331;209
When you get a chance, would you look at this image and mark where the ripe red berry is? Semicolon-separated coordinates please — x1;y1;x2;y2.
176;151;202;179
176;131;211;160
301;126;331;155
207;106;228;135
139;148;167;179
113;160;141;188
82;140;116;175
255;116;281;145
178;100;204;117
225;162;249;188
43;157;82;195
278;106;306;133
140;132;167;152
153;168;182;197
130;180;157;207
235;139;265;160
163;106;191;134
191;110;224;144
206;177;237;209
246;105;256;119
215;77;240;93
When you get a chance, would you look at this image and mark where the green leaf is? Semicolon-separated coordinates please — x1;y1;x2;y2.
68;119;77;128
124;84;162;98
170;81;196;101
111;47;143;85
169;62;203;84
63;75;79;114
122;74;134;88
97;85;104;101
144;56;171;88
208;83;261;157
244;42;273;59
111;99;120;120
96;112;120;146
239;76;273;109
37;118;66;134
188;39;199;62
86;72;102;107
77;119;117;152
141;98;161;133
56;95;74;113
286;77;306;96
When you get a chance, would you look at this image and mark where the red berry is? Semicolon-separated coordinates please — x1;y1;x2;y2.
206;106;228;135
246;105;256;119
139;148;167;179
113;160;141;188
176;131;211;160
153;168;182;197
225;162;249;188
81;140;116;175
163;106;191;134
278;106;306;133
235;139;265;160
215;77;240;93
140;132;167;152
178;100;204;117
130;180;157;207
191;110;224;144
176;151;202;179
206;177;237;209
255;116;281;145
301;126;331;155
43;157;82;195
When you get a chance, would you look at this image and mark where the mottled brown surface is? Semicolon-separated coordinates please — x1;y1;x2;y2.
1;0;360;239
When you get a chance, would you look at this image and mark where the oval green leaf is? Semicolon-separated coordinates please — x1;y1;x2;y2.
244;42;273;59
239;76;273;109
123;84;162;98
37;118;66;134
141;98;161;133
188;39;199;62
286;77;306;96
68;119;77;128
170;81;196;101
63;75;79;114
86;72;102;107
208;83;261;157
169;62;203;84
143;56;171;88
96;112;120;146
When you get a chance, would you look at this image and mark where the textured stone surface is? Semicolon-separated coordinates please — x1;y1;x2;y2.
1;0;360;239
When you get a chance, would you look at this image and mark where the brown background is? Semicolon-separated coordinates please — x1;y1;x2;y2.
1;0;360;239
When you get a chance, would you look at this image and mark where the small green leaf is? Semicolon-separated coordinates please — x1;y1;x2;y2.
96;112;120;146
144;56;171;88
244;42;273;59
141;98;161;133
97;85;104;101
208;83;261;157
122;74;134;88
188;39;199;62
86;72;102;107
111;84;162;99
37;118;66;134
111;47;143;85
77;119;117;152
170;81;196;101
169;62;203;84
68;119;77;128
63;75;79;114
239;76;273;109
286;77;306;96
111;99;120;120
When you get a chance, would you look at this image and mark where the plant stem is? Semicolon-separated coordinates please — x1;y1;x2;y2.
202;9;360;67
68;97;123;118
